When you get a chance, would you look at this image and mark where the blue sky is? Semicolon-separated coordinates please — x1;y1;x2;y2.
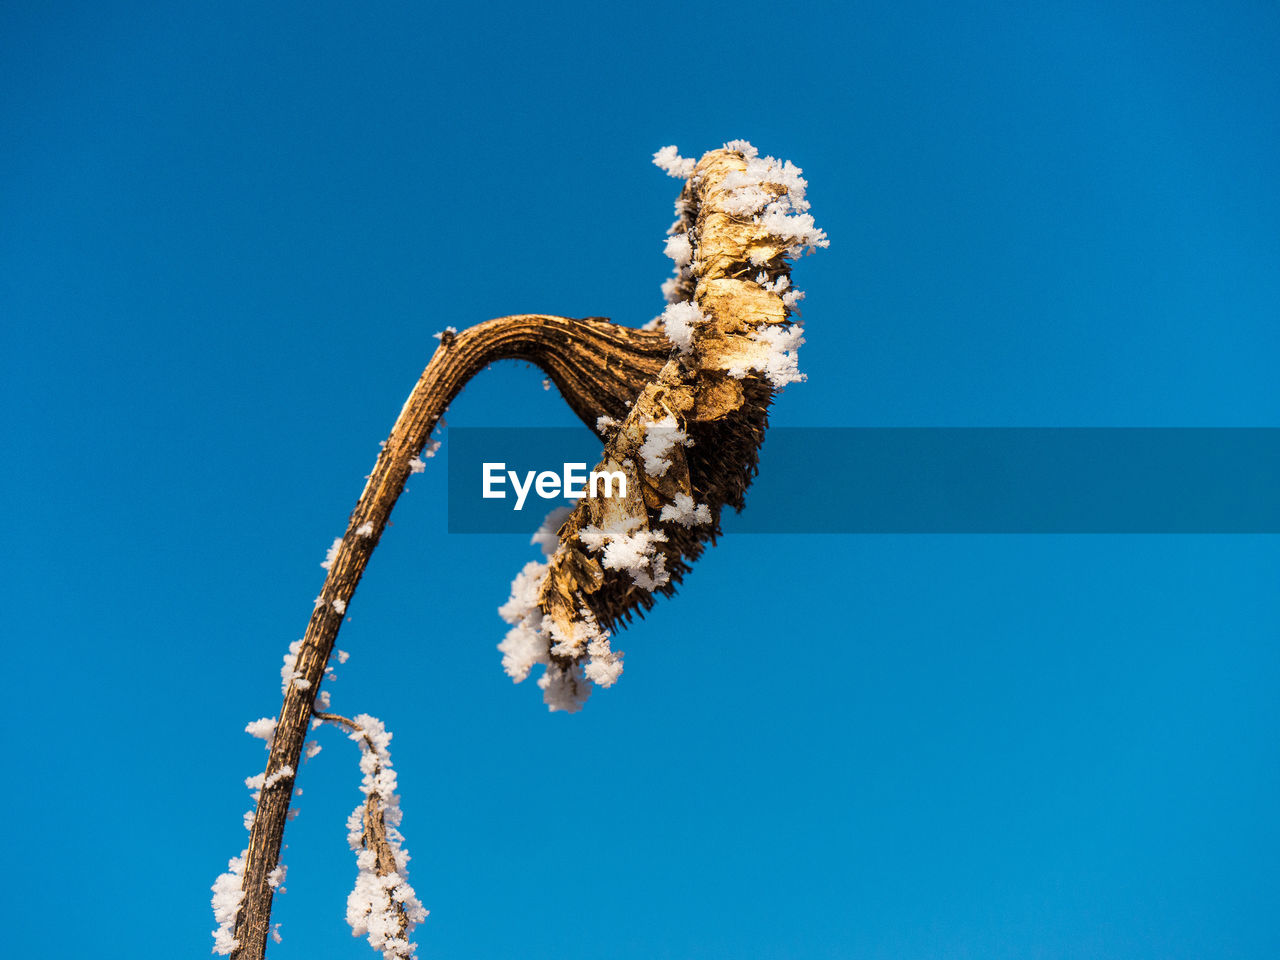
2;1;1277;957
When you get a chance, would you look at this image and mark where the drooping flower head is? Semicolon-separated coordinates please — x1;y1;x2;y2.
499;141;828;711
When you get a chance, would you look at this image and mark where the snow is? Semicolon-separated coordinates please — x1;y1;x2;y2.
210;850;247;955
579;517;670;591
487;140;825;714
638;415;689;477
333;598;347;614
497;560;550;683
715;142;829;257
658;301;705;354
267;863;287;890
531;506;572;557
663;232;693;267
537;661;591;712
497;620;548;685
584;634;623;687
727;323;807;388
337;714;429;959
281;639;304;693
548;606;605;659
245;765;294;800
356;522;375;537
321;537;343;571
652;145;695;179
659;276;681;304
659;494;713;527
245;717;277;742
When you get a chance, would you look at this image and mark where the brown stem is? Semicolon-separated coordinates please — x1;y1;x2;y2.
312;712;413;940
230;314;670;959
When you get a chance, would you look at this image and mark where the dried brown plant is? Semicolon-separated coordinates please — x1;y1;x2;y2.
218;142;824;959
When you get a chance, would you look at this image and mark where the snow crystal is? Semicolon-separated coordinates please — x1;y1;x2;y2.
245;764;294;797
711;143;829;260
638;415;689;477
658;301;705;354
321;537;343;571
432;326;457;340
579;517;670;591
245;717;277;742
663;232;693;268
211;850;247;955
584;634;623;687
356;522;374;537
538;661;591;712
498;560;548;626
268;863;287;890
281;640;304;693
547;606;605;659
339;714;429;959
731;323;807;388
497;560;550;682
497;621;549;684
659;494;713;527
333;598;347;614
408;456;426;474
531;506;572;557
760;208;827;253
653;145;695;179
337;649;350;664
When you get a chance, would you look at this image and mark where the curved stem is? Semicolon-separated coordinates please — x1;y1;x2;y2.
231;314;669;959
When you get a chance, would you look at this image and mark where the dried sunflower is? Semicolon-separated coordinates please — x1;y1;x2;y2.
499;141;828;710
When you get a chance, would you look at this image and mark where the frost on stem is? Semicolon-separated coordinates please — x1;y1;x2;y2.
316;711;428;960
211;851;247;955
497;141;826;710
211;715;299;954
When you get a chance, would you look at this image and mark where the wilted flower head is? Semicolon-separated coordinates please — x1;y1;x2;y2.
499;141;828;711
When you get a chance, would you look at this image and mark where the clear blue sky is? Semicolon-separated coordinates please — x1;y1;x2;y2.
2;1;1278;957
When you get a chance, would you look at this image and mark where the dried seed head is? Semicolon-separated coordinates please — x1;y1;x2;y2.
500;142;827;710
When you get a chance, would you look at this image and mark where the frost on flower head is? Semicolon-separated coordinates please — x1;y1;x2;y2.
496;142;825;711
652;145;696;179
